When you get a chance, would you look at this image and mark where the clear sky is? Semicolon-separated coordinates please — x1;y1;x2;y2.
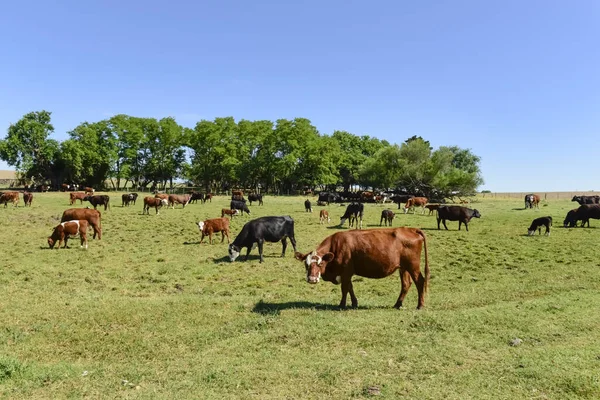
1;1;598;192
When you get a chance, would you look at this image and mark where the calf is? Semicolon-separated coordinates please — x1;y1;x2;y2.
121;193;138;207
228;216;297;263
319;209;331;224
69;192;87;205
230;199;251;215
48;220;89;249
563;208;579;227
380;209;395;226
425;204;440;216
0;191;19;207
304;199;312;212
61;208;102;239
168;194;191;209
221;208;240;219
340;202;364;229
84;195;111;211
528;216;552;236
197;217;231;244
248;193;263;206
404;197;428;214
23;192;33;207
437;206;481;231
294;227;429;309
143;196;168;215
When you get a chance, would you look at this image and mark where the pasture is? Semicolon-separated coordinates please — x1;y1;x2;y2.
1;193;599;399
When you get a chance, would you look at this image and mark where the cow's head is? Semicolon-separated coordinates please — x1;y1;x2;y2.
160;199;168;207
294;250;335;284
228;244;241;262
472;209;481;218
47;237;56;249
197;221;205;232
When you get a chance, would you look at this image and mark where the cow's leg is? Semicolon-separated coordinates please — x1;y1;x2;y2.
257;239;265;263
394;269;413;309
442;219;448;230
458;221;462;231
199;233;205;244
289;235;298;253
340;277;357;309
244;245;252;261
281;237;287;257
464;222;469;232
411;267;427;310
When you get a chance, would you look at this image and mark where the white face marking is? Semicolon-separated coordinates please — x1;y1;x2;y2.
528;230;534;235
197;221;205;232
335;275;341;283
228;246;240;261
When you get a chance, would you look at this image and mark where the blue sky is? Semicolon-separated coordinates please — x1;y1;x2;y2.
1;0;598;192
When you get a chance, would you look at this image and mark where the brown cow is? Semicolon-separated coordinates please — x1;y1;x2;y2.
319;209;331;224
197;217;231;244
404;197;428;214
524;194;540;209
425;204;440;216
61;208;102;239
295;228;429;309
48;220;89;249
23;192;33;207
380;209;395;226
221;208;240;219
204;193;213;203
84;187;95;195
60;183;69;192
232;190;243;197
360;191;375;202
154;193;169;202
144;196;168;215
69;192;87;205
0;192;19;207
168;194;191;209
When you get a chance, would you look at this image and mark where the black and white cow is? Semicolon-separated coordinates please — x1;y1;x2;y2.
340;202;364;229
528;216;552;236
228;216;298;263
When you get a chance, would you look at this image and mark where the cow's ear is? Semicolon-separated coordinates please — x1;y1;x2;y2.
294;252;307;262
321;252;335;263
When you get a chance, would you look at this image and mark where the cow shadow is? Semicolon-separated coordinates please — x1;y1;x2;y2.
512;208;529;211
252;300;369;315
183;241;201;245
211;254;268;263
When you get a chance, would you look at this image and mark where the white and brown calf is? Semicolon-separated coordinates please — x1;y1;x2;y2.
197;217;231;244
48;220;89;249
319;209;331;224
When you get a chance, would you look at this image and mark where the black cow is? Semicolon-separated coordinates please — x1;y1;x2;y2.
380;209;395;226
528;216;552;236
437;205;481;231
230;199;251;215
563;208;579;227
228;216;298;263
121;193;138;207
248;193;263;206
390;194;415;210
84;195;111;211
189;192;204;204
317;192;340;205
573;204;600;227
572;195;600;205
304;199;312;212
340;202;364;229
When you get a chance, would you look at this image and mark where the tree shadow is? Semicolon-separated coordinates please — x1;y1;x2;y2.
251;299;370;315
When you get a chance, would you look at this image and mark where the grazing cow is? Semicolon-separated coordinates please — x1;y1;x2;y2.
230;199;251;215
84;195;111;211
390;194;414;210
563;208;580;227
380;209;395;226
425;204;441;216
294;227;429;309
304;199;312;212
228;216;298;263
61;208;102;239
232;194;246;202
23;192;33;207
197;217;231;244
340;202;364;229
69;192;87;205
573;204;600;228
571;195;600;205
189;192;204;204
528;216;552;236
316;200;327;207
0;191;19;207
404;197;428;214
48;220;89;249
524;194;540;209
121;193;138;207
168;194;191;209
317;192;341;205
221;208;240;219
248;193;263;206
203;193;213;203
84;187;95;195
437;206;481;231
319;209;331;224
143;196;168;215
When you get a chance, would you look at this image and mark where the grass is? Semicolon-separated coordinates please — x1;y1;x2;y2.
1;193;599;399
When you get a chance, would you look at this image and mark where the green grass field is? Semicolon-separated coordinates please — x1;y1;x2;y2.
1;193;599;399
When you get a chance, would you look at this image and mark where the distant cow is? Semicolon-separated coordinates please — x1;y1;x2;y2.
573;204;600;228
425;204;440;216
319;209;331;224
563;208;580;227
248;193;263;206
340;202;364;229
524;194;540;209
437;206;481;231
360;191;375;203
304;199;312;212
221;208;240;219
380;209;395;226
0;191;19;207
571;195;600;205
168;194;191;209
84;187;95;195
143;196;168;215
48;220;89;249
232;190;244;197
528;216;552;236
230;199;251;215
228;216;298;263
294;227;429;309
69;192;87;205
189;192;204;204
84;195;110;211
61;208;102;239
390;194;414;210
60;184;69;192
404;197;428;214
317;192;340;205
23;192;33;207
197;217;230;244
374;195;389;204
121;193;138;207
204;193;213;203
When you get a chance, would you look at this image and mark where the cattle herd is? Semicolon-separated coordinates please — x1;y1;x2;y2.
2;187;600;309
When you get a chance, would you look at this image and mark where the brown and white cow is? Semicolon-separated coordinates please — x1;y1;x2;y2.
143;196;168;215
197;217;231;244
319;209;331;224
221;208;240;219
61;208;102;240
61;183;69;192
380;209;395;226
168;194;191;209
69;192;87;205
524;194;540;209
48;220;89;249
23;192;33;207
0;191;19;207
154;193;169;202
84;187;95;195
295;228;430;309
404;197;428;214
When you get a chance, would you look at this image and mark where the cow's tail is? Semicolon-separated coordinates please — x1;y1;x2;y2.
107;197;111;210
416;229;430;295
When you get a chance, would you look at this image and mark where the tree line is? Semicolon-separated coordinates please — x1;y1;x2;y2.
0;110;484;198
